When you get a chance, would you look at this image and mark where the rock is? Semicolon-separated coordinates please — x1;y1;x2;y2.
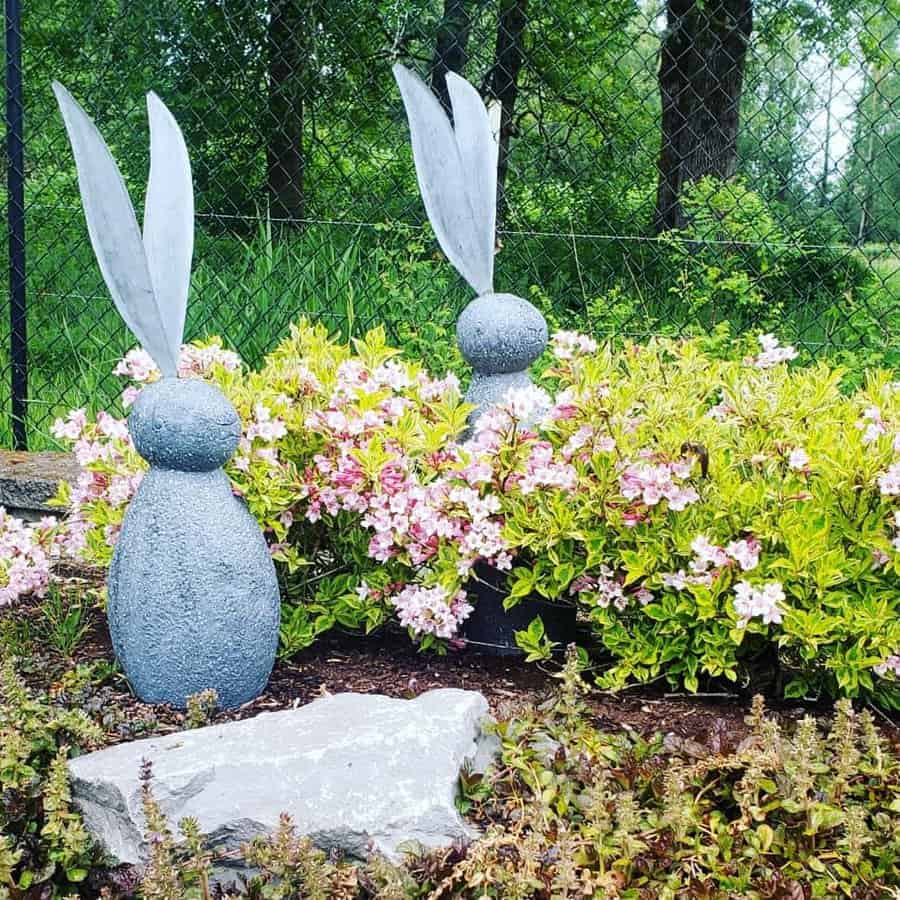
0;450;80;521
69;689;498;867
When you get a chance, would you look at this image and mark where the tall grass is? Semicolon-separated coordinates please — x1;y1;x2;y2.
1;217;898;450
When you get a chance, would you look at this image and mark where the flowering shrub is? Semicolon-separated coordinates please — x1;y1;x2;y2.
515;332;900;706
0;510;57;606
45;325;900;706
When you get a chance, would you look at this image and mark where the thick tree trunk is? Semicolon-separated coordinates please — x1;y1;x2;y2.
267;0;307;229
487;0;528;223
654;0;753;233
430;0;474;114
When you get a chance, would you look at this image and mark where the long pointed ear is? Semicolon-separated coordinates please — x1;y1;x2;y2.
52;82;179;376
445;72;497;290
393;64;494;296
144;92;193;358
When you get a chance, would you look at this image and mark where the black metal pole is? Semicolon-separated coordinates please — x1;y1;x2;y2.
5;0;27;450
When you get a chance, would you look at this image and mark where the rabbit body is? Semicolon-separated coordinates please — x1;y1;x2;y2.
108;378;280;709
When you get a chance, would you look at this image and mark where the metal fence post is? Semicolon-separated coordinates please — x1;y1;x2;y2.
5;0;27;450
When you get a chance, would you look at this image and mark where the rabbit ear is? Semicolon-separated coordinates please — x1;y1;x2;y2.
393;64;495;296
143;92;193;357
52;82;179;376
445;72;497;282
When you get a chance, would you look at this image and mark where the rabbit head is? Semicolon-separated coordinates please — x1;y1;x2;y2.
129;378;240;471
53;83;194;378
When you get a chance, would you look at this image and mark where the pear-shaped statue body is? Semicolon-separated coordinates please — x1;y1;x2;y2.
108;378;280;709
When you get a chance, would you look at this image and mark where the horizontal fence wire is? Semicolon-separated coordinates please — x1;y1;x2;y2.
1;0;899;448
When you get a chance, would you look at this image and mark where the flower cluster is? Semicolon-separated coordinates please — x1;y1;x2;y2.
388;584;473;639
550;329;598;360
874;654;900;678
570;566;652;611
662;534;760;590
618;458;699;513
733;580;786;628
751;333;798;369
858;405;888;445
0;509;57;606
303;383;579;617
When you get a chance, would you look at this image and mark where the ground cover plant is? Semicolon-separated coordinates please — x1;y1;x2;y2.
2;322;896;708
1;645;898;898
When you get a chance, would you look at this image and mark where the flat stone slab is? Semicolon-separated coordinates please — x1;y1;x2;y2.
0;450;79;519
69;689;498;866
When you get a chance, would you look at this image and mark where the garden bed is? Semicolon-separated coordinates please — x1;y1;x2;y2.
5;587;897;748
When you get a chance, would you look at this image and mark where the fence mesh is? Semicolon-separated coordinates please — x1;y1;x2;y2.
2;0;899;447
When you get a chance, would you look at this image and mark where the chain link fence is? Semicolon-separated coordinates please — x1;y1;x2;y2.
2;0;898;448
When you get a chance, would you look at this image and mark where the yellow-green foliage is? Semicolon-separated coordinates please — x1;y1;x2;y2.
422;665;900;899
0;659;102;896
519;335;900;705
52;324;900;704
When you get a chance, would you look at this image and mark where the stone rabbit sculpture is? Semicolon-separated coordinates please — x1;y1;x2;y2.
393;65;548;424
54;83;280;709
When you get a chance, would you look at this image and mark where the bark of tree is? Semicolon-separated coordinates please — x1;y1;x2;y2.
654;0;753;233
430;0;474;114
486;0;528;223
267;0;307;230
856;62;887;244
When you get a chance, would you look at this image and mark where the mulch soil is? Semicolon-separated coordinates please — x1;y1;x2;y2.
4;571;898;753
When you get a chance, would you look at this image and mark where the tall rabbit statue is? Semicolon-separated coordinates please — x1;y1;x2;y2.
54;83;280;709
393;65;548;424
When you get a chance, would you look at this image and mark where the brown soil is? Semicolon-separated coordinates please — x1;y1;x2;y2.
4;582;899;753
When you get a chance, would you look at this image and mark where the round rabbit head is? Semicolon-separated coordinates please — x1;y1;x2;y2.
129;378;240;471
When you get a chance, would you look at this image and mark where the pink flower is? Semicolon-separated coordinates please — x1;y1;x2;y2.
51;408;88;441
857;406;887;444
788;448;809;471
733;580;785;628
390;585;472;639
752;334;797;369
690;535;729;571
878;463;900;496
551;330;598;360
115;347;158;382
874;654;900;678
726;537;760;571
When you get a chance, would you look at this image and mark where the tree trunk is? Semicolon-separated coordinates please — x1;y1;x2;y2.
430;0;474;115
654;0;753;233
487;0;528;223
856;62;886;245
267;0;307;229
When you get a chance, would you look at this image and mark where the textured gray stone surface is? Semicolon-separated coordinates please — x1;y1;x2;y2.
0;450;80;519
55;85;280;710
456;293;548;374
129;379;241;471
109;377;280;710
458;294;548;425
68;689;499;866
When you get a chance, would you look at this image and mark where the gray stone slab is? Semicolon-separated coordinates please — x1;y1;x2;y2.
0;450;80;519
68;689;499;866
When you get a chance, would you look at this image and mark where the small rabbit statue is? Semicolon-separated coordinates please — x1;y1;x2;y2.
54;83;280;709
393;65;548;424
